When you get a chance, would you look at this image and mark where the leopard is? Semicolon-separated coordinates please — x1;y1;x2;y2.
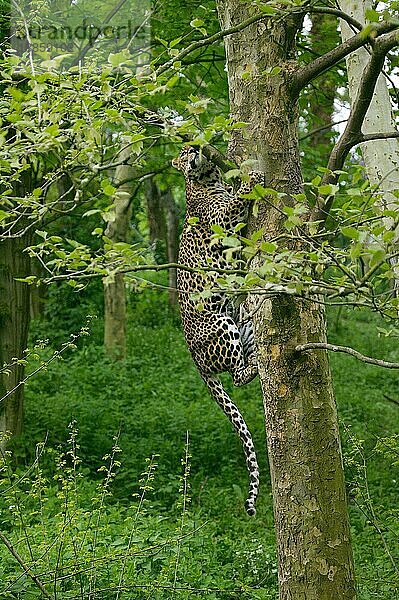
172;145;264;516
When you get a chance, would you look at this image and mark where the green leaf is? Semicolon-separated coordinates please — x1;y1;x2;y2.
263;66;281;77
166;74;180;88
190;18;205;28
251;229;264;243
211;224;225;235
108;51;131;67
45;124;60;137
170;37;182;48
83;209;101;218
224;169;241;180
341;227;359;240
347;188;362;197
318;184;338;195
101;180;117;196
259;5;276;15
365;8;380;22
261;242;277;253
15;276;37;284
293;193;307;202
222;236;241;248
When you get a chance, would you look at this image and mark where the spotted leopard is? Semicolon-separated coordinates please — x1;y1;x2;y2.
172;145;263;516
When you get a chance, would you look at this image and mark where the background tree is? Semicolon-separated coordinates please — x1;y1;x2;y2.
340;0;399;293
103;143;135;360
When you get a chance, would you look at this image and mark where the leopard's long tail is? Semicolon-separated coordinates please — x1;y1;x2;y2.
203;375;259;516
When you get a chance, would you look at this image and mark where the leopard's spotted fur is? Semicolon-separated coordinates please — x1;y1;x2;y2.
172;145;263;516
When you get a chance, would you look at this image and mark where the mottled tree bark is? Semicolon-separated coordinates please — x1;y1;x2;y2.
0;233;31;440
217;2;356;598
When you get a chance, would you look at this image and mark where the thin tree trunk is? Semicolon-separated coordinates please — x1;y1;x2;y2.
0;233;32;441
145;181;179;306
217;3;356;598
145;179;167;243
103;146;134;360
164;189;179;306
309;13;338;150
340;0;399;293
29;257;46;320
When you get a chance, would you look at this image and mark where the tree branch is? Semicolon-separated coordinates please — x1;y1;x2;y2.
308;6;363;31
359;130;399;143
292;22;399;96
299;119;347;142
383;394;399;407
156;13;267;75
295;343;399;369
0;530;55;600
316;29;399;222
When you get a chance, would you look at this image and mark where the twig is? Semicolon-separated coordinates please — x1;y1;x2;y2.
383;394;399;407
0;322;92;405
156;13;267;75
295;342;399;369
307;6;363;31
299;119;348;142
0;530;54;600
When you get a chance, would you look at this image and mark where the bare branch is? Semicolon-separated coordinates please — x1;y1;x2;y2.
295;342;399;369
292;22;399;96
156;13;267;75
0;530;54;600
308;6;363;31
359;131;399;143
299;119;347;142
383;394;399;407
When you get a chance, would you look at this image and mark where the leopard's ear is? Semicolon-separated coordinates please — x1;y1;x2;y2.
188;147;204;170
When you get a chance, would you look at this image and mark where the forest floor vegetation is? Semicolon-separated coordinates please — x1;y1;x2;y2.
0;288;398;599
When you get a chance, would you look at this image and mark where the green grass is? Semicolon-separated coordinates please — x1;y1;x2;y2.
1;292;398;598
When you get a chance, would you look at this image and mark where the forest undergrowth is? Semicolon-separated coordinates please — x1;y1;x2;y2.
0;287;398;599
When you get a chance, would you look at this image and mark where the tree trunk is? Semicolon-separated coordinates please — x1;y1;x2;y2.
217;3;356;598
145;178;167;243
145;180;179;306
29;257;46;320
103;146;134;360
339;0;399;294
164;189;179;306
309;13;338;150
0;233;32;441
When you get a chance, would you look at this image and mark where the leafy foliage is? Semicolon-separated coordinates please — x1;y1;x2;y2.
0;298;398;598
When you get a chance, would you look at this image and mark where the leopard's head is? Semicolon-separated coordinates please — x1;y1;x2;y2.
172;146;220;183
